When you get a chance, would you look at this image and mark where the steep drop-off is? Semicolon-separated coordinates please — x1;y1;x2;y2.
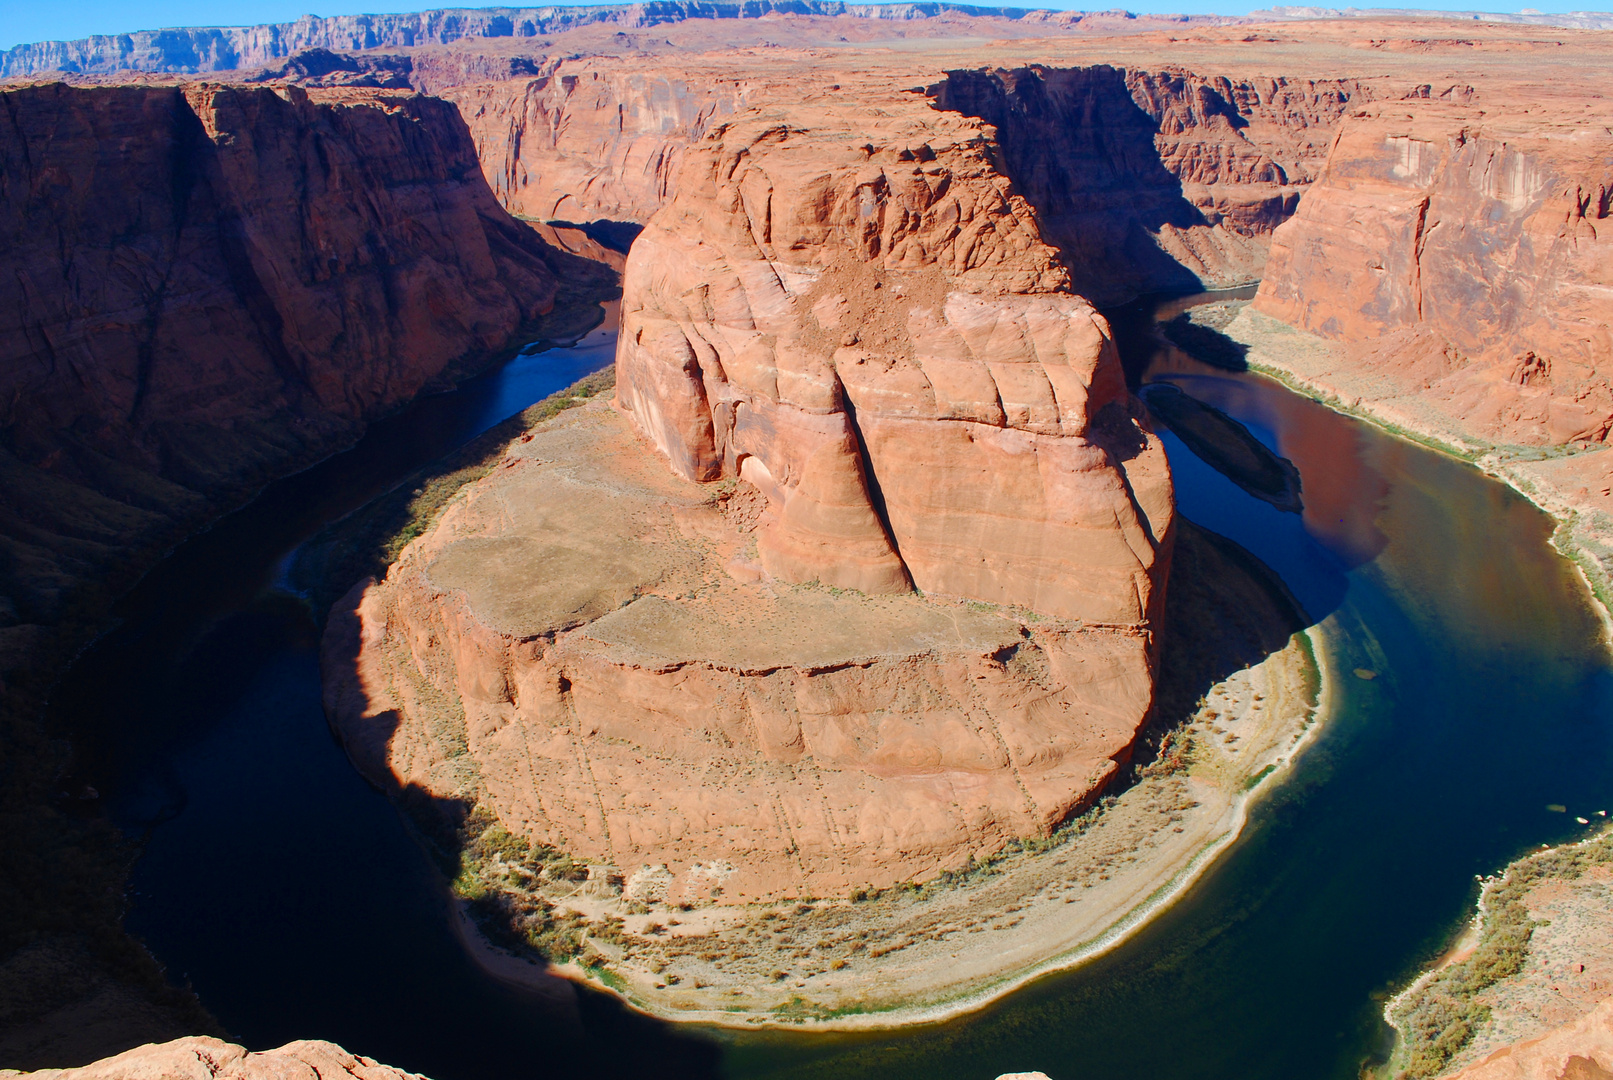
328;94;1175;909
929;65;1364;302
0;81;581;678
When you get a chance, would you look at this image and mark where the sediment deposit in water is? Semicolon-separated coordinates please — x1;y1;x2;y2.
6;0;1613;1057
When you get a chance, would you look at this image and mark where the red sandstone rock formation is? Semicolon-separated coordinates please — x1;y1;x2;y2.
0;1036;429;1080
1443;998;1613;1080
442;66;748;224
327;93;1175;903
0;81;579;674
1254;96;1613;449
615;105;1174;618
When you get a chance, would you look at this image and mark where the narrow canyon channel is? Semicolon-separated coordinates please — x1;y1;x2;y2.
47;293;1613;1080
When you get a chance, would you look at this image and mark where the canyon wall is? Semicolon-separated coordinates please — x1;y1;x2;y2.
0;81;573;676
1253;97;1613;449
441;68;749;224
930;65;1364;303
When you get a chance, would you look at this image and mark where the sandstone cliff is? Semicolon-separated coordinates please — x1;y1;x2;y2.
1254;96;1613;449
327;92;1174;906
1242;90;1613;605
0;1036;428;1080
0;81;575;676
930;65;1365;302
442;66;749;224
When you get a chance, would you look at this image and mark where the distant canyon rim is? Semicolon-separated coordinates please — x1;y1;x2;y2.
1;3;1611;1077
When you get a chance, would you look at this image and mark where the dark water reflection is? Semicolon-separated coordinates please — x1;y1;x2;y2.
719;294;1613;1080
52;311;722;1079
63;290;1613;1080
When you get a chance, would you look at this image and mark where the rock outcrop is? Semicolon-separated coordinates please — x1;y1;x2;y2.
0;1036;428;1080
328;95;1174;903
1254;96;1613;449
0;81;573;677
1443;999;1613;1080
930;65;1365;302
615;105;1173;618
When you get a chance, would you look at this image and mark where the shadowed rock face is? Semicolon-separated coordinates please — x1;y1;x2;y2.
2;1036;430;1080
0;81;564;674
615;108;1174;622
1254;96;1613;448
929;65;1364;303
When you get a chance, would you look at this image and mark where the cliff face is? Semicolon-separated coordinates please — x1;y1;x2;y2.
930;66;1365;303
0;81;564;672
329;96;1174;903
1253;97;1613;448
615;106;1174;620
442;67;748;224
2;1036;429;1080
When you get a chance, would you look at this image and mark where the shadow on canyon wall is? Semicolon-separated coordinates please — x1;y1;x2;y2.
930;66;1241;304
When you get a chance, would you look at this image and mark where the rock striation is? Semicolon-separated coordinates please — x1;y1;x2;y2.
0;81;576;677
1254;96;1613;449
442;66;749;224
0;1036;429;1080
614;105;1174;617
930;65;1364;302
328;95;1175;904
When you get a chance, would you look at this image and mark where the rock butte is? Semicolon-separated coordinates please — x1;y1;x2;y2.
1;1;1612;1069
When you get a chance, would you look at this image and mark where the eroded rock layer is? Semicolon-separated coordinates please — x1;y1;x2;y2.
326;402;1158;902
1254;96;1613;448
0;1036;429;1080
0;81;574;674
615;105;1175;620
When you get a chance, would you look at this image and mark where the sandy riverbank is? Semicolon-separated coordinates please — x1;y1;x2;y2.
450;610;1332;1030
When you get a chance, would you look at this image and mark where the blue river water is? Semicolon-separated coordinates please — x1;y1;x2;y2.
55;294;1613;1080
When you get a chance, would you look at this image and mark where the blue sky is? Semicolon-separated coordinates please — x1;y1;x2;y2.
0;0;1598;51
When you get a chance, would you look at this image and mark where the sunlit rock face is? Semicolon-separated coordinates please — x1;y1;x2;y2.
615;106;1174;623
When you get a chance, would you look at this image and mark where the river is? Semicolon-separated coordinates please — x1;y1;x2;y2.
52;293;1613;1080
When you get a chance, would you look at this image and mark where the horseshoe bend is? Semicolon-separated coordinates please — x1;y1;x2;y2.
2;4;1613;1077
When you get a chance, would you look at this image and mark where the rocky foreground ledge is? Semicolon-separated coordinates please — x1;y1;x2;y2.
0;1038;427;1080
